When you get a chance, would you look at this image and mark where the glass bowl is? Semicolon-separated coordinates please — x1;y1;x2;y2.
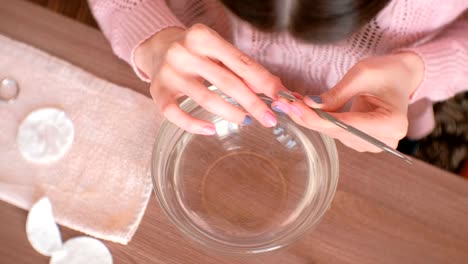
151;90;339;255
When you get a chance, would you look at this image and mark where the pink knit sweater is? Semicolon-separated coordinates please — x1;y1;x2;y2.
89;0;468;139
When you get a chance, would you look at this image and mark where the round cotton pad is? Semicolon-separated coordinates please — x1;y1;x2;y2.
50;237;112;264
17;108;74;164
26;197;63;256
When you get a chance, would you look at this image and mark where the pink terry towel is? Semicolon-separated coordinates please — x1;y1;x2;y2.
0;34;161;244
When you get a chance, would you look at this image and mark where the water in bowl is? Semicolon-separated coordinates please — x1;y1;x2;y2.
165;113;322;246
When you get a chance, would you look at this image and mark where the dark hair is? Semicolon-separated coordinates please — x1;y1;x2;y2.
219;0;391;43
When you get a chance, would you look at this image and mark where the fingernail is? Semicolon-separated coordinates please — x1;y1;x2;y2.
242;115;253;125
201;126;216;135
307;95;323;104
271;101;289;114
289;104;303;116
262;111;277;127
271;105;284;113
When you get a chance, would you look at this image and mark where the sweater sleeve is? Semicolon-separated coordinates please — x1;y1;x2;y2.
406;11;468;104
88;0;186;81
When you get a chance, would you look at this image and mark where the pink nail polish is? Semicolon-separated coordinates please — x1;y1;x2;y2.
263;111;277;127
201;126;216;135
289;104;303;116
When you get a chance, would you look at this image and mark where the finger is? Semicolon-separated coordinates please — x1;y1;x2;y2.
164;44;275;127
291;111;389;153
291;92;304;100
174;76;252;125
303;63;380;111
184;25;285;98
323;111;404;152
289;100;339;131
290;98;406;140
286;107;308;127
282;99;400;152
198;62;277;127
332;111;408;140
271;98;328;129
149;82;217;135
159;63;251;125
337;132;384;153
339;134;399;153
164;102;217;135
281;105;375;153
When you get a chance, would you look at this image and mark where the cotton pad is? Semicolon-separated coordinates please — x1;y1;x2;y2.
26;198;113;263
50;237;112;264
17;108;74;164
26;197;62;256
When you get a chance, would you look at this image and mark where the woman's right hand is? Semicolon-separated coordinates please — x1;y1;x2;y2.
134;24;284;135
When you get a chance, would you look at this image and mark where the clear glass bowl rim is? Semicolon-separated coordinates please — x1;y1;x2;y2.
151;93;340;255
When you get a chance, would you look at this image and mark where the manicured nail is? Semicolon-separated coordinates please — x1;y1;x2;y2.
307;95;323;104
201;126;216;135
289;104;303;116
271;105;284;113
242;115;253;125
262;111;277;127
271;101;289;114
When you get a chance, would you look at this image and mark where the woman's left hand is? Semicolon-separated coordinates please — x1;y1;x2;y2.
272;52;424;152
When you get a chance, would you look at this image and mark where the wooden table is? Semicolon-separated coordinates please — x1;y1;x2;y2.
1;1;468;263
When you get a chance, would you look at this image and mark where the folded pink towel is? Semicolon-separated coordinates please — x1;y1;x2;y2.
0;34;161;244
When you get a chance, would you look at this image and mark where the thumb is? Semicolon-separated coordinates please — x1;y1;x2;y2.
304;73;369;111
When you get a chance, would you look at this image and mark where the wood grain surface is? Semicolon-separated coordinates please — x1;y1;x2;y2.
0;0;147;96
25;0;98;28
1;1;468;263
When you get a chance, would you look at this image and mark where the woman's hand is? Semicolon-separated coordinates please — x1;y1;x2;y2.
272;52;424;152
134;24;284;135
